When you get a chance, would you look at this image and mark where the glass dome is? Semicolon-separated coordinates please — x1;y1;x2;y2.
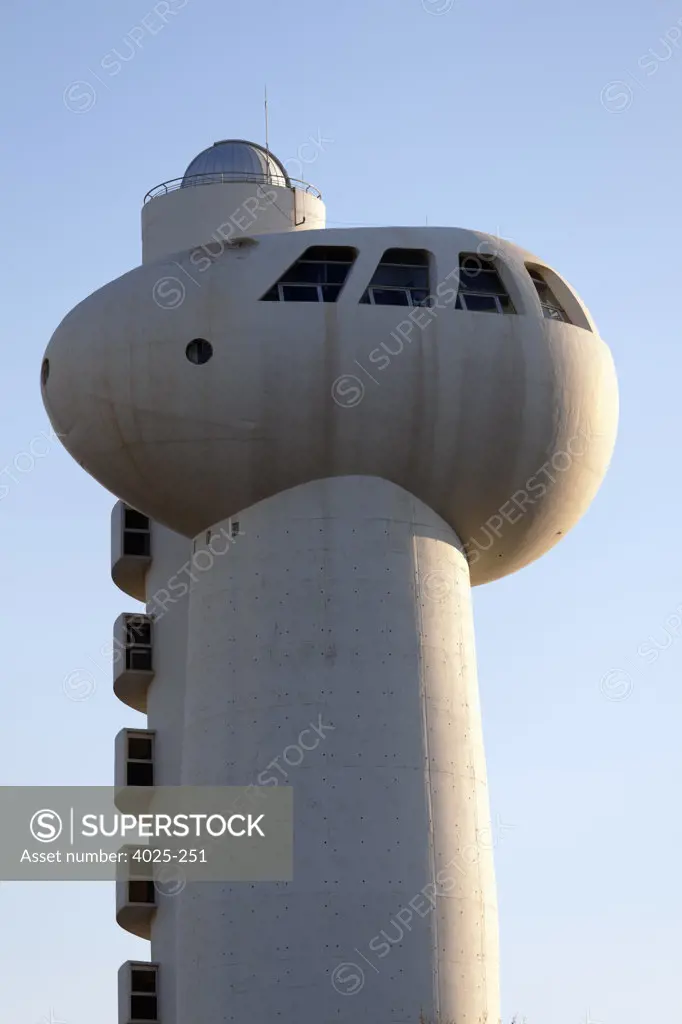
181;140;290;187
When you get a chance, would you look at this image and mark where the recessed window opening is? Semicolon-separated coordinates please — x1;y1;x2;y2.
122;531;150;557
122;506;152;558
130;965;158;1022
528;267;571;322
455;254;515;313
261;246;356;302
124;508;148;531
128;736;153;760
125;616;153;672
126;733;154;786
128;880;156;905
41;359;50;386
126;617;151;647
127;761;154;786
360;248;430;307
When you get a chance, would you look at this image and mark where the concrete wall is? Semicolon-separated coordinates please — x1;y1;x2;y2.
174;476;499;1024
142;181;326;263
144;520;191;786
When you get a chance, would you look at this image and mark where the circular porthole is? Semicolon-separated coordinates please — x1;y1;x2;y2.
41;358;50;386
186;339;213;365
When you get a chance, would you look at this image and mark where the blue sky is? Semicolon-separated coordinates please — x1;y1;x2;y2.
1;0;681;1020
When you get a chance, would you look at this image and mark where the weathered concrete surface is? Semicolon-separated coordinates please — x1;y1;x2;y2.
174;476;499;1024
42;225;618;586
141;179;326;264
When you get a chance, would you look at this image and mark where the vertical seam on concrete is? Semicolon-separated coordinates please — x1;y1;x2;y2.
411;514;441;1023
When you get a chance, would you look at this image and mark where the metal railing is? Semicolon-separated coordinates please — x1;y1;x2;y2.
144;171;322;203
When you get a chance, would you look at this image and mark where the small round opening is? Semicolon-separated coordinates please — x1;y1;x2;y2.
186;339;213;365
41;358;50;386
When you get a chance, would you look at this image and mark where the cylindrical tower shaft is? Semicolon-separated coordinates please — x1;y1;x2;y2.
171;476;499;1024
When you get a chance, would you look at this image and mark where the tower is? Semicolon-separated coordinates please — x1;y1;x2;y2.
42;138;618;1024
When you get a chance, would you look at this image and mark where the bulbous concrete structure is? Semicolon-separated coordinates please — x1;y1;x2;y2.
42;141;618;1024
43;226;617;587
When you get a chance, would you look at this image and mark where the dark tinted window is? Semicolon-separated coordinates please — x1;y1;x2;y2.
130;995;157;1021
528;267;571;323
127;761;154;786
455;254;515;314
126;617;152;647
131;967;157;993
123;531;151;557
124;508;150;530
128;736;153;761
361;249;430;306
128;880;156;904
261;246;356;302
126;647;153;672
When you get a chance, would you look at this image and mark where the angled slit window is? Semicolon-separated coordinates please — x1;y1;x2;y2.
261;246;356;302
455;254;515;313
360;249;430;307
527;267;571;323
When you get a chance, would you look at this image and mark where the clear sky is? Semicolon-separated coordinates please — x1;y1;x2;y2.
1;0;681;1020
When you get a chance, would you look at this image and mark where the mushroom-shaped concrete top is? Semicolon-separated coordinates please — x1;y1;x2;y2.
41;226;618;585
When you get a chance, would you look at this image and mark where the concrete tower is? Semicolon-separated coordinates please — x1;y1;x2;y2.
42;138;618;1024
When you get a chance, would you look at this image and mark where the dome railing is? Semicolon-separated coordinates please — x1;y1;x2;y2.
144;171;322;203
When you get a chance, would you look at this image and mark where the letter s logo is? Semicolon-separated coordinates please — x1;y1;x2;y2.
30;809;63;843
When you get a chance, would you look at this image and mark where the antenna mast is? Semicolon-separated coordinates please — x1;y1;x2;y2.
264;86;270;177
